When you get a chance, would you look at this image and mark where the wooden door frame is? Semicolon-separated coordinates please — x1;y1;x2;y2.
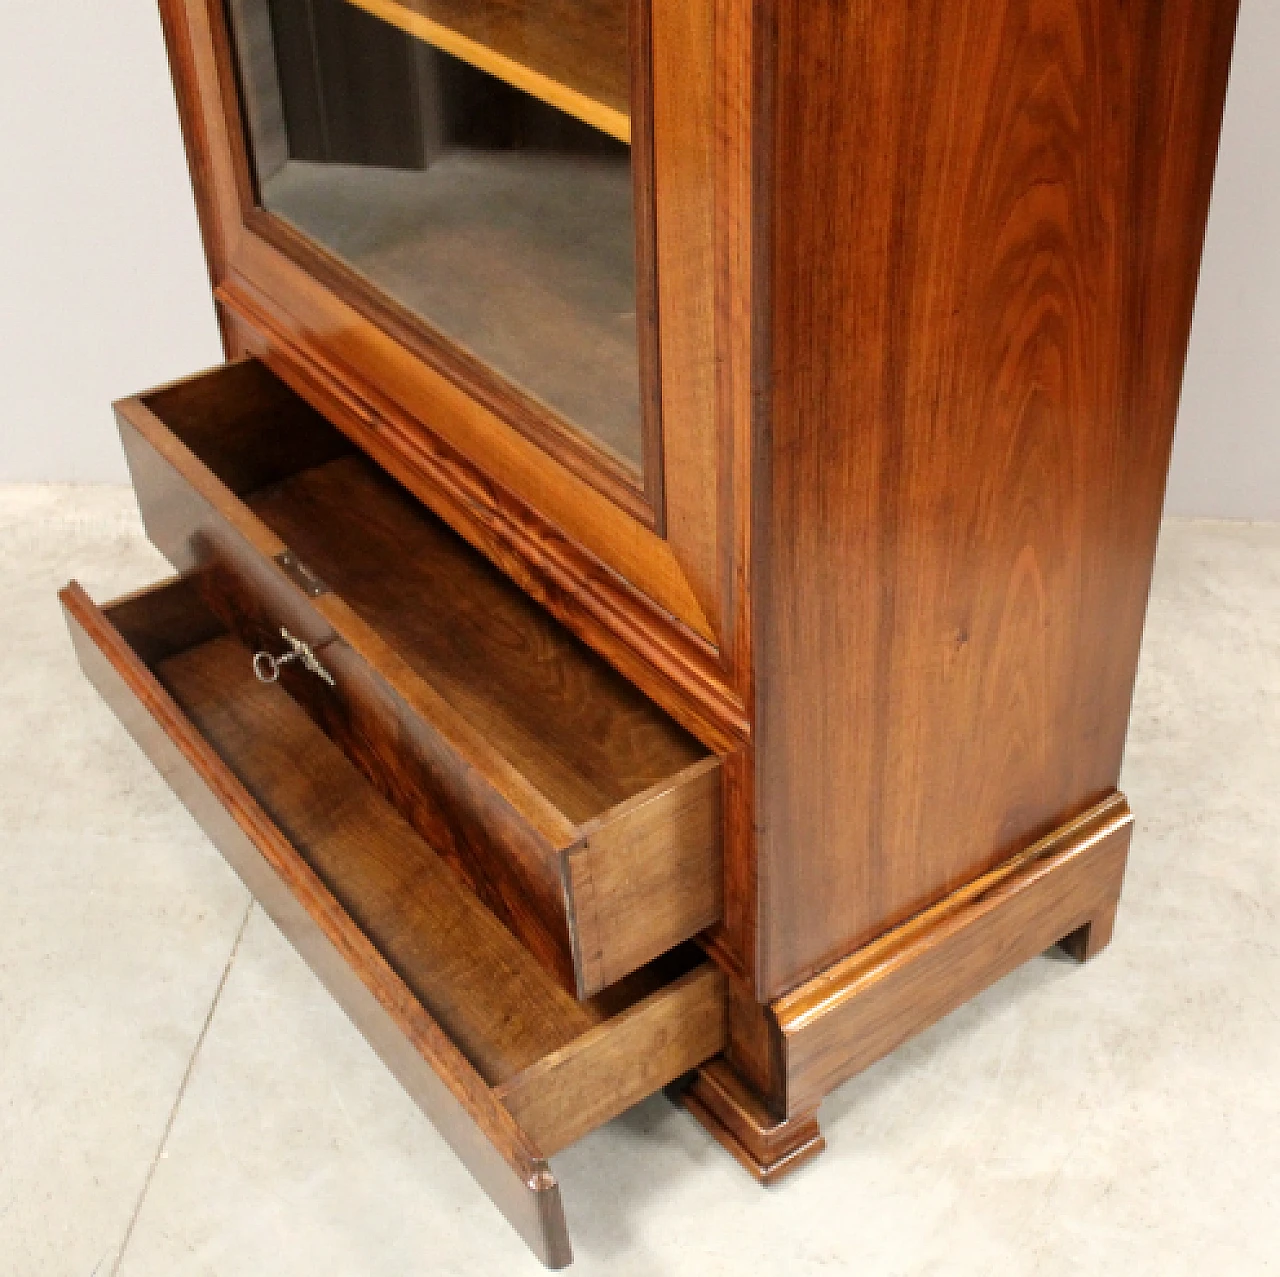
157;0;749;752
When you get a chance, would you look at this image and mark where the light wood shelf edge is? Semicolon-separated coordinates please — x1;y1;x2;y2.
343;0;632;143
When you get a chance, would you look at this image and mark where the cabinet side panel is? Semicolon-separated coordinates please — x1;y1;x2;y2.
754;0;1239;995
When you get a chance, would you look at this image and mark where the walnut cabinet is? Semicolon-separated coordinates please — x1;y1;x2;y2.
62;0;1240;1264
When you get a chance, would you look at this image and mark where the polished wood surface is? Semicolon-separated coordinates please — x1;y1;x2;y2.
751;0;1241;996
116;361;722;998
627;0;664;522
61;581;570;1266
344;0;631;141
230;0;647;472
143;358;354;492
222;0;653;518
62;577;728;1266
685;796;1132;1178
681;1058;824;1184
497;963;726;1154
220;300;742;748
200;552;583;993
258;153;643;470
159;0;730;692
158;0;230;291
113;0;1243;1230
648;0;717;619
239;186;660;531
161;634;604;1077
564;755;721;995
773;795;1133;1116
248;455;703;821
100;572;227;665
712;0;762;983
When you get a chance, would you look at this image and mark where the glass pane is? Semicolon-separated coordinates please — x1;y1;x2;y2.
226;0;643;470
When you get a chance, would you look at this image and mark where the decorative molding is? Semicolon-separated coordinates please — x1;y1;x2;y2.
681;1059;824;1184
774;793;1134;1115
218;281;750;752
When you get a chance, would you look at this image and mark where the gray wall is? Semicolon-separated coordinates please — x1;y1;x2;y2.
1165;0;1280;519
0;4;1275;517
0;6;223;486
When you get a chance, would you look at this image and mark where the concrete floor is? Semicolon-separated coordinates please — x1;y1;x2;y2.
1;484;1277;1276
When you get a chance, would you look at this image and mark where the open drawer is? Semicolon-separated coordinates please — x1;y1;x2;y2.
112;359;722;999
61;577;727;1268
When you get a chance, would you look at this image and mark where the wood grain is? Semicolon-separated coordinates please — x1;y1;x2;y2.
157;0;232;289
118;365;723;996
198;556;583;994
101;572;227;665
162;633;602;1077
255;138;644;471
63;576;730;1266
238;198;659;531
219;295;743;748
61;582;572;1267
628;0;664;520
774;794;1133;1116
122;362;701;814
159;0;732;714
711;0;761;982
564;756;722;996
248;454;705;823
142;357;354;494
649;0;718;624
497;964;726;1153
681;1058;824;1184
220;0;653;516
118;367;597;846
147;0;1242;1177
751;0;1241;995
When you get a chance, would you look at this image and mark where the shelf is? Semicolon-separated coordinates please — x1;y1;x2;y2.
344;0;631;142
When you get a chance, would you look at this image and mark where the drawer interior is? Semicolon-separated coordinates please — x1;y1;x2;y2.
107;574;705;1093
127;362;723;999
142;363;708;826
67;574;728;1265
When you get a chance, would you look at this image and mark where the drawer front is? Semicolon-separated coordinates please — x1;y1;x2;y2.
200;554;582;991
61;578;727;1268
114;360;723;999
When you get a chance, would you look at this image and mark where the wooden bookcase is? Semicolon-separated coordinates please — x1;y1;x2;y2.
62;0;1240;1264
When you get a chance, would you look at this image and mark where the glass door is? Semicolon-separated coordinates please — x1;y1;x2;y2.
224;0;651;485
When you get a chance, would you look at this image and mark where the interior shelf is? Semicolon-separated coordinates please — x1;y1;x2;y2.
342;0;631;142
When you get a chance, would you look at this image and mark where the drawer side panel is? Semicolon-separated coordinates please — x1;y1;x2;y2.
60;581;573;1269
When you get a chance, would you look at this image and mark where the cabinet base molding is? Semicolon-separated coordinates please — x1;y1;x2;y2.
688;793;1133;1180
680;1060;825;1185
775;792;1133;1117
